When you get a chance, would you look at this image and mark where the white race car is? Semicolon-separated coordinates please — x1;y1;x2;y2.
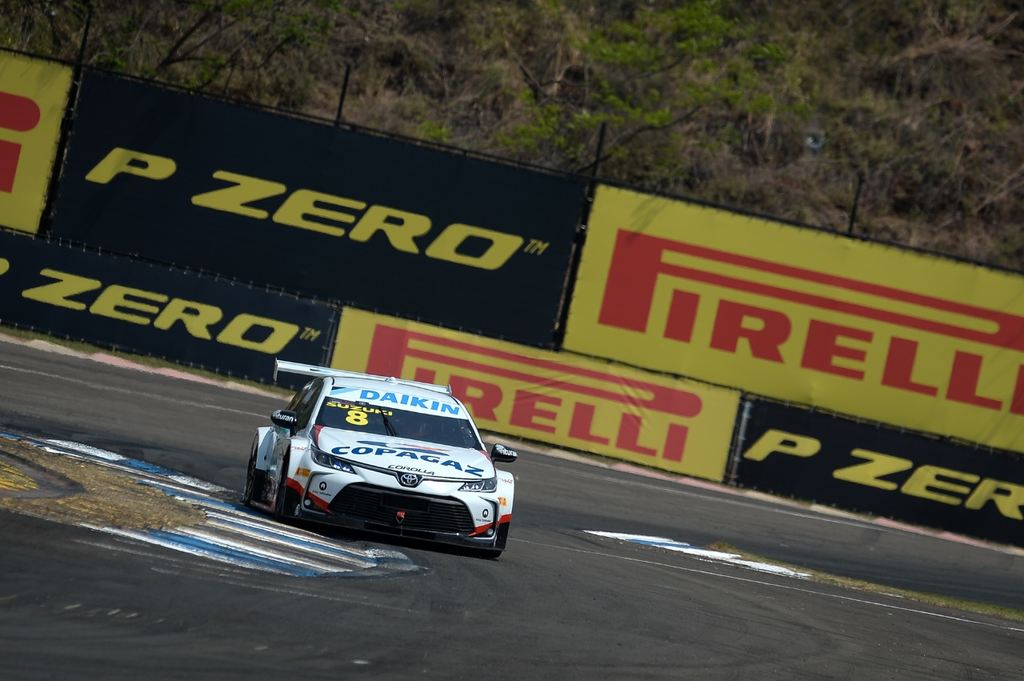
242;360;517;557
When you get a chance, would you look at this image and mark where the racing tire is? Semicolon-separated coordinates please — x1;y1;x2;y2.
477;522;511;560
273;451;300;521
241;437;261;507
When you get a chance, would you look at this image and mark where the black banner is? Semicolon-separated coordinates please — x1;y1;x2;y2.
50;71;586;347
0;229;335;385
734;399;1024;547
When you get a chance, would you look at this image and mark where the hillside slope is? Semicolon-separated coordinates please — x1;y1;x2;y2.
3;0;1022;269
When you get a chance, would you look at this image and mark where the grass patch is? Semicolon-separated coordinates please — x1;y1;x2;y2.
0;438;205;530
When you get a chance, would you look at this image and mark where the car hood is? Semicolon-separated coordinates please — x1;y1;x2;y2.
315;428;494;480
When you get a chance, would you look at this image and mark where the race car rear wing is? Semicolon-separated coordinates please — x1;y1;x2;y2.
273;359;453;396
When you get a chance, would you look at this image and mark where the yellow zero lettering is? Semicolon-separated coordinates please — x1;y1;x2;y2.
348;205;432;253
152;299;224;339
964;478;1024;520
191;170;287;219
21;269;102;310
215;314;299;354
272;189;365;237
89;285;167;325
425;223;524;270
900;465;979;506
832;449;913;491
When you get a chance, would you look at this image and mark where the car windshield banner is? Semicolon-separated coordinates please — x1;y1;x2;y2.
564;184;1024;453
50;70;586;347
735;397;1024;547
331;307;740;482
0;50;72;235
0;229;335;385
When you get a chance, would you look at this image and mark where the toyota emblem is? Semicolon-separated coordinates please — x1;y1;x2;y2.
398;473;422;487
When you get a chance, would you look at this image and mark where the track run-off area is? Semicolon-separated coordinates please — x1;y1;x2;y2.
1;334;1022;680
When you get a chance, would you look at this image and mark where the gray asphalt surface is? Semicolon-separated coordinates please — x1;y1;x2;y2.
1;339;1022;680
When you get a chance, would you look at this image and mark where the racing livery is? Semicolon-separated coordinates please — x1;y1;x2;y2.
243;360;517;557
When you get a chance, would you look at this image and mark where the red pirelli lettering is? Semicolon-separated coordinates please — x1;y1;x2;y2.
510;390;560;433
616;413;656;457
0;92;41;194
881;337;940;396
598;230;1024;352
946;352;1003;411
363;322;702;462
709;300;790;362
366;323;703;418
801;320;872;379
569;403;611;445
449;375;503;420
0;92;41;131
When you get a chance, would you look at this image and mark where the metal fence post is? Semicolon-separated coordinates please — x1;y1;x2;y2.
726;397;752;485
334;63;351;127
848;170;865;234
551;121;608;346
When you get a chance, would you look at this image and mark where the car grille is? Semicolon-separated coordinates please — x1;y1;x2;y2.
330;483;475;534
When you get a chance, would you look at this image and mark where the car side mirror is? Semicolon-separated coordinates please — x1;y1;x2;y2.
491;443;518;463
271;409;298;434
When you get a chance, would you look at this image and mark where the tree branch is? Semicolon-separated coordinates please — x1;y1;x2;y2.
577;108;699;173
156;7;220;72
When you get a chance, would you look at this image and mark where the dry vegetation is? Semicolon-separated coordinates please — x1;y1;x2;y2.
3;0;1022;269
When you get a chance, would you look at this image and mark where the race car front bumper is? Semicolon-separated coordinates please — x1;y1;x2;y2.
294;479;509;550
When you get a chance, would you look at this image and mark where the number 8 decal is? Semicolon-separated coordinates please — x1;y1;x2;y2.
346;409;369;426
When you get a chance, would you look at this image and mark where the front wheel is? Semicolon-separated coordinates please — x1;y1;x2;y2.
241;437;259;507
273;451;300;521
476;522;511;559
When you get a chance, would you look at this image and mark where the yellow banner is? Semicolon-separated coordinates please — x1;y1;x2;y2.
565;185;1024;453
0;52;72;234
332;308;740;481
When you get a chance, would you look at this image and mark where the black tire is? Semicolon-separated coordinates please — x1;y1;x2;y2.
477;522;511;559
273;451;300;521
241;437;259;507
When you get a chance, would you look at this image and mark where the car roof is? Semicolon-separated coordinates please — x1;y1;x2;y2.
274;360;472;421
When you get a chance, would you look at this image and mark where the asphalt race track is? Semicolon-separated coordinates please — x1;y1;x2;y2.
1;338;1022;680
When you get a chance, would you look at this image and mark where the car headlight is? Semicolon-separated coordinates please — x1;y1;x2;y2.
459;478;497;492
310;447;356;474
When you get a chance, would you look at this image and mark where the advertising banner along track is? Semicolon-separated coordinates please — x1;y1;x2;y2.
0;229;335;385
565;185;1024;454
0;51;72;235
331;307;740;481
735;398;1024;548
50;70;587;347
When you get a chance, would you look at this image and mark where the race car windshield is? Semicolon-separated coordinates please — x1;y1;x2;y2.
315;399;483;450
